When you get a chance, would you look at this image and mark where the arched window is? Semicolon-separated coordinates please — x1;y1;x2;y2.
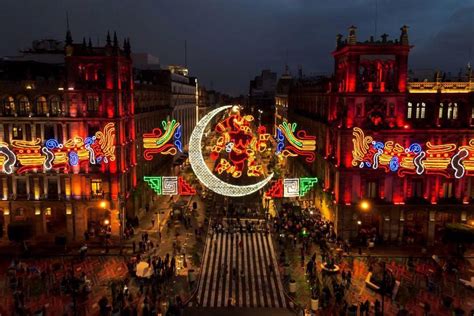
439;103;444;119
407;102;413;119
35;96;48;115
17;96;30;115
419;102;426;119
49;96;61;116
1;96;15;115
447;102;458;119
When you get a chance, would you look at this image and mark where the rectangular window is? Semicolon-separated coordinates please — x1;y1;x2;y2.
12;125;23;140
44;124;55;140
442;181;454;199
91;179;103;196
412;179;423;198
16;179;27;197
366;180;378;199
439;103;444;119
355;103;363;117
87;96;100;112
47;178;58;198
407;102;412;119
420;103;426;119
388;103;395;117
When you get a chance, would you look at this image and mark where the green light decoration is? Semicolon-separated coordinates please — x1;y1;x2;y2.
157;119;178;145
299;177;318;196
144;176;162;195
280;121;303;147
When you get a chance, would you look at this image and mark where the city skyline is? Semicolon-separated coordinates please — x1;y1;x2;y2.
0;0;472;95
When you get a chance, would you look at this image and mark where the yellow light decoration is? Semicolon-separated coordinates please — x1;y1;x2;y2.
12;139;45;173
351;127;474;178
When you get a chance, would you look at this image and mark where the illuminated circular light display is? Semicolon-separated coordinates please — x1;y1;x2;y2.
188;105;273;197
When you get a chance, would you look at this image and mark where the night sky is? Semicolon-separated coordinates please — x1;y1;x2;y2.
0;0;472;95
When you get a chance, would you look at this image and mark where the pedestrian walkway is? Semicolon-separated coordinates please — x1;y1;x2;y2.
191;228;289;308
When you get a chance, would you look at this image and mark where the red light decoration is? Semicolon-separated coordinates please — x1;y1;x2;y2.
178;177;196;195
210;107;270;178
265;179;283;198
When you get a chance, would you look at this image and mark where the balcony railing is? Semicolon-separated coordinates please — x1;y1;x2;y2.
408;81;474;93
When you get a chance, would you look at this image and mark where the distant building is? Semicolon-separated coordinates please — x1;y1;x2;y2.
168;65;197;150
249;69;277;129
131;53;160;70
275;66;293;134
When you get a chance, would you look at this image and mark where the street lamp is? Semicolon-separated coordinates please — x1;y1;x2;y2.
360;200;370;211
100;200;107;209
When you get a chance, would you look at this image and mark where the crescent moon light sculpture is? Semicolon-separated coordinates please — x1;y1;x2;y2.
188;105;273;197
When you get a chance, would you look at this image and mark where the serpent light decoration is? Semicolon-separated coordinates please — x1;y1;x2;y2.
210;106;271;178
143;120;182;160
143;176;196;196
351;127;474;178
0;123;116;174
189;106;274;197
265;177;318;198
276;121;316;163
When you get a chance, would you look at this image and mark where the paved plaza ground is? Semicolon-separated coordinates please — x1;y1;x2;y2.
0;191;208;315
282;238;474;315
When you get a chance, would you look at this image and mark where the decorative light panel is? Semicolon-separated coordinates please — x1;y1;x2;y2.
276;121;316;163
352;127;474;178
143;120;182;160
265;177;318;198
144;176;196;196
0;123;115;174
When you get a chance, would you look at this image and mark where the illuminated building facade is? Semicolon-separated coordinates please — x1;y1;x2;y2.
249;69;277;130
133;66;174;213
289;26;474;245
0;31;137;240
168;65;198;150
275;68;293;135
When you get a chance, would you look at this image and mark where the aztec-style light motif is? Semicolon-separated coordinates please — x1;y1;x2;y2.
351;127;474;178
265;177;318;198
143;176;196;195
276;122;316;163
189;106;273;197
143;120;182;160
0;123;115;174
210;107;271;178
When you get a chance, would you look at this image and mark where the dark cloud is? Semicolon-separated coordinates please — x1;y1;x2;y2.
0;0;472;95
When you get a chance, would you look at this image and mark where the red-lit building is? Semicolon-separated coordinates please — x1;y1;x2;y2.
0;31;138;241
289;26;474;245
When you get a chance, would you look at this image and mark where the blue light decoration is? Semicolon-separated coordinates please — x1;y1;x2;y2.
276;128;285;154
389;156;399;172
173;125;183;153
68;151;79;166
